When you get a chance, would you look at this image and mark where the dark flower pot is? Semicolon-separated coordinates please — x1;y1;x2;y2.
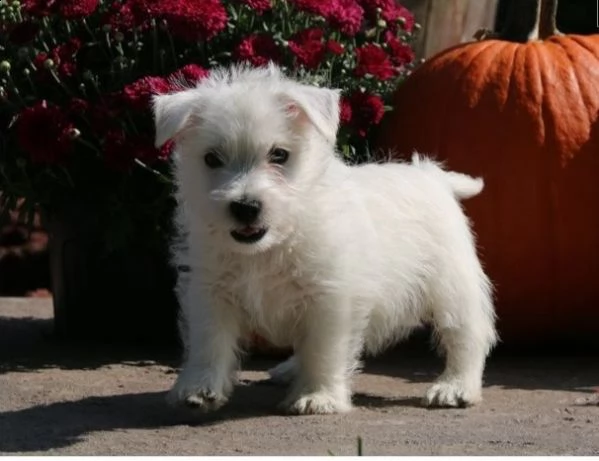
45;206;179;345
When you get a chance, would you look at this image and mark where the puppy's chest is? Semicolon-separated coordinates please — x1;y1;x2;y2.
227;256;312;335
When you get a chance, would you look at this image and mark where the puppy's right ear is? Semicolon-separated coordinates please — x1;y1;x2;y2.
152;90;198;148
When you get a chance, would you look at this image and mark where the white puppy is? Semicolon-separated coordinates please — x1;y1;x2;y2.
153;63;497;415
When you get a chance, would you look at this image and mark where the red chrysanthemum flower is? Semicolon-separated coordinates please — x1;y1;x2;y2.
349;90;385;137
129;0;162;16
122;76;171;111
241;0;271;13
235;34;281;67
32;52;48;71
288;28;326;70
57;0;99;18
291;0;364;35
50;38;82;78
89;95;122;134
8;21;40;45
104;131;167;171
169;63;209;87
67;98;89;116
147;0;227;41
159;139;175;160
359;0;396;22
57;58;77;79
396;4;415;31
354;43;395;80
360;0;414;30
17;101;75;164
291;0;333;17
21;0;55;16
384;31;414;66
327;0;364;36
32;51;56;84
339;97;352;126
327;40;344;55
103;1;142;31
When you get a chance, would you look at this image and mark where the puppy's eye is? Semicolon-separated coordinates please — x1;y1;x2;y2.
204;151;224;169
268;147;290;165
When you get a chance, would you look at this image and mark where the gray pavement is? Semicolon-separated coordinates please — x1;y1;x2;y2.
0;298;598;455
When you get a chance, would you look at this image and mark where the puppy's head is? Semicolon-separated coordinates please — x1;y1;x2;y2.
153;63;341;254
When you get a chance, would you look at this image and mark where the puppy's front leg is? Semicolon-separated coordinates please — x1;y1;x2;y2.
168;283;241;412
283;294;353;415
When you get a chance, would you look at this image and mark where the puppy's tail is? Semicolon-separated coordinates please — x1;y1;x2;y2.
411;153;484;200
444;171;484;200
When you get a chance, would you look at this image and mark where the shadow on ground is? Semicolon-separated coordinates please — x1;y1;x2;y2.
0;316;179;373
0;381;422;453
2;315;598;395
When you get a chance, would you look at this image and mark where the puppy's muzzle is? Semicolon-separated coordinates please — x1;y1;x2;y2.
229;198;268;244
229;198;262;225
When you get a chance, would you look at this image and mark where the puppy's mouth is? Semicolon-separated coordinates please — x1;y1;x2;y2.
231;226;268;244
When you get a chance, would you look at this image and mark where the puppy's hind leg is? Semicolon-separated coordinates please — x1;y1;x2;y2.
424;265;497;408
268;355;297;385
270;326;364;387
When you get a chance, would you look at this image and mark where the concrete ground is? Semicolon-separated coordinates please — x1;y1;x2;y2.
0;298;598;456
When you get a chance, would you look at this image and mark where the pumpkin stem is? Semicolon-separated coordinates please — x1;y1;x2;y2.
538;0;561;39
495;0;561;42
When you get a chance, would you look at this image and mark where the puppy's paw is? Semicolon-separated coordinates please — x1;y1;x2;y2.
167;385;228;412
166;374;230;412
282;390;351;415
423;381;481;408
268;356;296;385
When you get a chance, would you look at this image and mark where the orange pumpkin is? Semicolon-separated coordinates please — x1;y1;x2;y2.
377;0;599;345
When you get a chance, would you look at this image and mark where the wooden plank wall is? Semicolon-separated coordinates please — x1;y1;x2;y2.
402;0;500;59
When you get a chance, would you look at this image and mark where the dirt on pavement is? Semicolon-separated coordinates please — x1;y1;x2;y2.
0;298;598;456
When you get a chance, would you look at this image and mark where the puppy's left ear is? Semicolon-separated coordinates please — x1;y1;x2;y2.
152;90;198;148
283;85;341;145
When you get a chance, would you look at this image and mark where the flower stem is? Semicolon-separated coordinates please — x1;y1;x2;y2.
166;30;178;68
134;159;172;184
5;74;26;105
49;69;75;96
152;20;158;73
76;137;102;155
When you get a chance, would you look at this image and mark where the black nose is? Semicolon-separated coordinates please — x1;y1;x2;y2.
229;199;262;225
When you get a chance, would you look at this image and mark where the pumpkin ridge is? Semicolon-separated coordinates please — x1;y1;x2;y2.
527;44;546;147
499;43;520;113
541;39;591;167
561;37;599;110
512;44;545;147
535;44;561;157
468;42;514;108
421;41;500;81
566;35;599;60
553;39;594;132
437;41;504;158
427;41;490;68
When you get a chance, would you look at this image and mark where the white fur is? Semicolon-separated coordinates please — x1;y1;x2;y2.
153;63;497;415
